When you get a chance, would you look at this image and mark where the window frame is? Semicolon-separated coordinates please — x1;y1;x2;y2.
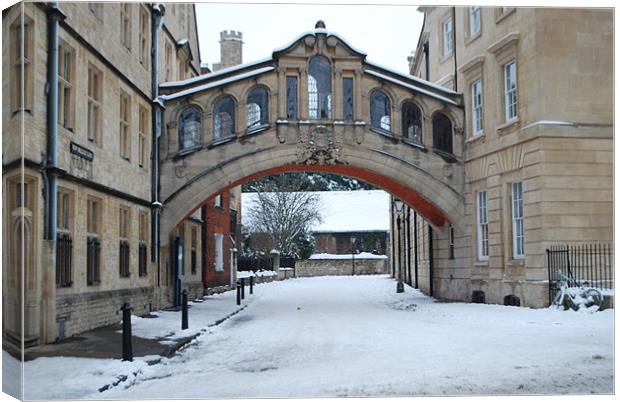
442;17;453;57
286;76;298;120
10;15;34;114
401;102;423;144
58;40;75;131
119;90;132;161
503;60;518;122
214;233;224;272
471;79;483;135
370;90;391;134
511;181;525;259
178;106;203;151
469;6;481;38
432;112;453;155
87;64;103;144
212;96;236;141
120;3;132;51
308;55;332;120
246;87;269;130
477;189;489;261
138;105;148;168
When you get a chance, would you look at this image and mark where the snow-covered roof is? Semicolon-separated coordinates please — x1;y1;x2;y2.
364;69;459;106
160;66;276;101
241;190;390;233
272;28;367;57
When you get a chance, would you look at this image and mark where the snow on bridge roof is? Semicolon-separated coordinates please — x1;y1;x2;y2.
241;190;390;233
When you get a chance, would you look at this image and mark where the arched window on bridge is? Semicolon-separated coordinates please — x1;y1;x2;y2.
308;55;332;119
432;112;453;154
402;102;422;144
370;91;391;132
213;96;235;140
246;87;269;129
178;106;202;150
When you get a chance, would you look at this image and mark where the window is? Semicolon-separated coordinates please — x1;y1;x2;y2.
190;226;197;275
119;91;131;160
165;42;173;81
178;107;202;150
308;55;332;119
58;41;75;131
286;76;298;120
511;182;524;258
89;3;103;20
87;197;101;285
138;211;148;276
401;102;422;143
432;113;453;154
57;189;73;288
477;190;489;260
10;16;33;113
214;233;224;272
120;3;131;50
87;65;102;143
442;18;453;56
342;77;354;121
471;80;483;135
449;225;455;260
214;194;222;208
119;206;130;278
504;61;518;121
469;7;481;36
139;6;149;65
213;96;235;140
246;87;269;129
370;91;391;132
138;105;148;168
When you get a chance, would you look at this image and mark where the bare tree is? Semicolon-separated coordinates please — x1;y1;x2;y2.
245;184;323;256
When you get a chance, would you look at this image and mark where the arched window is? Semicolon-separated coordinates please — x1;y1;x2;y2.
213;96;235;140
432;112;453;154
246;87;269;129
308;55;332;119
370;91;391;132
178;107;202;150
402;102;422;143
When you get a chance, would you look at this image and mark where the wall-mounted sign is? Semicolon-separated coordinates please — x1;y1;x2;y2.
70;142;94;161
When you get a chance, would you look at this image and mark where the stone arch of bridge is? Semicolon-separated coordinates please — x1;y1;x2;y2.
159;144;464;247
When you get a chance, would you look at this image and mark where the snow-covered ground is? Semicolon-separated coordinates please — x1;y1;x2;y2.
309;252;388;260
6;275;614;399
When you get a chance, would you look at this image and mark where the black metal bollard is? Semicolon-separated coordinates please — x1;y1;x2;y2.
236;281;241;305
121;302;133;361
240;278;245;300
249;275;254;294
181;289;188;330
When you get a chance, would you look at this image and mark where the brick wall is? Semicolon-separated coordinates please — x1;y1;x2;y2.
203;191;233;289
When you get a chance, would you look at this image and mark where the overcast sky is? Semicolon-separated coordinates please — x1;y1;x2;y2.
195;3;424;74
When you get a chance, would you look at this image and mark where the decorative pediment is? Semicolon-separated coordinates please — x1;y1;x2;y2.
272;21;367;61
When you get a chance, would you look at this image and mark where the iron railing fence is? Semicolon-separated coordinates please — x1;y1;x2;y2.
56;233;73;287
138;242;148;277
87;237;101;285
547;243;614;306
238;255;273;271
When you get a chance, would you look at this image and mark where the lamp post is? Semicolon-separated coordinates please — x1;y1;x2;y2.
350;235;356;276
394;199;405;293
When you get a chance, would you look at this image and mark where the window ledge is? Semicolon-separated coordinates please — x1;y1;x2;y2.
175;144;203;159
496;118;520;133
495;8;516;24
439;52;453;65
401;137;428;152
474;260;489;267
465;31;482;46
208;135;236;148
507;258;525;267
466;133;485;144
432;148;457;163
370;127;396;139
244;123;270;136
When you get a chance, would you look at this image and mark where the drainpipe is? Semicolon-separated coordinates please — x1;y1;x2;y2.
406;206;411;286
452;6;458;91
45;3;65;241
413;211;418;288
151;4;165;287
428;225;434;297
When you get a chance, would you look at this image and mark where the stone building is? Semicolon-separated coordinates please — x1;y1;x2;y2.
394;7;613;307
2;2;201;345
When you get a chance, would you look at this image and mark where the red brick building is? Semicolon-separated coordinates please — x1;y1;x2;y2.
201;190;239;291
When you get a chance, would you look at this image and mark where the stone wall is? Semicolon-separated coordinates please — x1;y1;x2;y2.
56;287;153;340
296;258;388;278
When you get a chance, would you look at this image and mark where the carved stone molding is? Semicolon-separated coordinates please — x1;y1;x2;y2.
296;124;345;165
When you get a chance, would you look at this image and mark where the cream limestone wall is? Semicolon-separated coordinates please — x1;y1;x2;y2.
409;7;613;307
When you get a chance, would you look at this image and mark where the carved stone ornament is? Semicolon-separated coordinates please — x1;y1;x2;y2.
296;124;345;165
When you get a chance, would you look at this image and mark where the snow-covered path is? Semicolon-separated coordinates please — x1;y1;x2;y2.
13;276;615;398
